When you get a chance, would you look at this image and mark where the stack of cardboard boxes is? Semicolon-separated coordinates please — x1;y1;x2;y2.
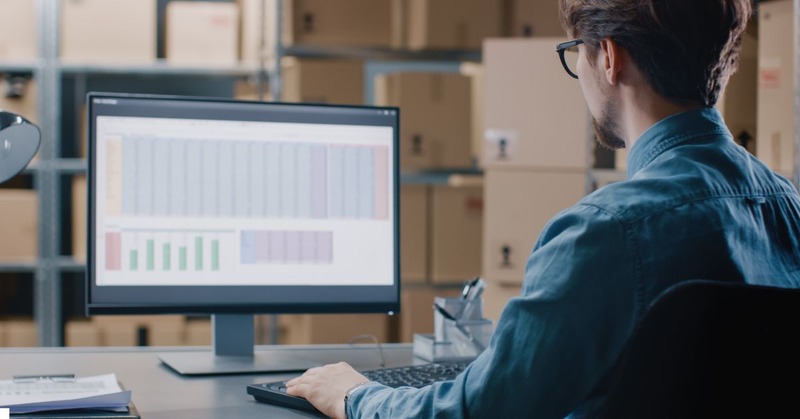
64;315;211;347
480;38;590;322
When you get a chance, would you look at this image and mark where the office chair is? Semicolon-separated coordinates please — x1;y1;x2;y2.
598;279;800;418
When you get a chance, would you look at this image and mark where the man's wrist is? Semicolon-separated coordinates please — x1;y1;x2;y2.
344;380;371;404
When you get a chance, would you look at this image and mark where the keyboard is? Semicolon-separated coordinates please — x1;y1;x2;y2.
247;360;471;414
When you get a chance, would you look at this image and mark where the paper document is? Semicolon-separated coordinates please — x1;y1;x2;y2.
0;373;131;414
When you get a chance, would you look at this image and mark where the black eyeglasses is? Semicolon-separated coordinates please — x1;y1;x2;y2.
555;39;584;79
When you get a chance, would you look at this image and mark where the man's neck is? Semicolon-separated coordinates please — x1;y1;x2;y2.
619;86;702;149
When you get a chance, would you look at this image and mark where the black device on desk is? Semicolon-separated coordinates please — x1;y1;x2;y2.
85;92;401;375
247;360;471;414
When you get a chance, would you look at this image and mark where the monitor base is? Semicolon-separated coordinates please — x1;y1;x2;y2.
159;351;316;376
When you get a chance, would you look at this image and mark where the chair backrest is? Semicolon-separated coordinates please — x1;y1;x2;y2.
599;280;800;418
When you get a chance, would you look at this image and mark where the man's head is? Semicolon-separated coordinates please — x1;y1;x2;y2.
559;0;752;148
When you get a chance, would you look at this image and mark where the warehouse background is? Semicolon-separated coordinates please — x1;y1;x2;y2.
0;0;795;348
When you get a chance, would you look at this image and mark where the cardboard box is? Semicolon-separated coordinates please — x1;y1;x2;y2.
717;27;758;155
166;1;240;66
396;0;503;50
482;38;589;170
283;0;393;47
2;318;37;347
184;318;212;346
65;320;100;346
72;175;87;262
399;285;461;342
61;0;156;64
239;0;277;64
757;0;794;174
506;0;564;37
281;58;364;105
430;184;483;284
375;72;473;170
401;184;428;283
482;169;586;285
0;75;38;124
279;314;389;345
234;80;271;102
92;315;184;346
0;0;37;60
484;280;520;323
461;63;486;165
0;190;38;262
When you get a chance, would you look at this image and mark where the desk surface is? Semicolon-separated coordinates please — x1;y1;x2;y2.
0;344;416;418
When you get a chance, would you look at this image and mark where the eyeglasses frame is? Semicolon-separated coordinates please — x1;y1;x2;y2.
555;39;584;79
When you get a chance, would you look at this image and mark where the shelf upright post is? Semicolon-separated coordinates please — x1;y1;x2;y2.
270;0;284;102
33;0;63;346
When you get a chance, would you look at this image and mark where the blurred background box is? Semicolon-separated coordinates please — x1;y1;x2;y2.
239;0;277;64
92;315;185;346
396;0;503;50
184;318;212;346
482;170;585;285
429;184;483;284
281;58;364;104
400;184;428;284
375;72;473;170
0;75;38;124
717;24;758;156
757;0;794;175
2;318;37;347
0;190;38;262
65;319;100;346
482;38;589;170
279;314;389;345
61;0;156;64
283;0;393;47
72;175;87;262
399;286;460;342
165;1;240;66
505;0;563;38
483;280;520;323
0;0;37;60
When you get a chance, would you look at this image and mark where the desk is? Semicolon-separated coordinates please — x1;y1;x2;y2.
0;344;416;418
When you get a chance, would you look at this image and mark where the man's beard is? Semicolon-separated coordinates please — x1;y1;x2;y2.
593;102;626;150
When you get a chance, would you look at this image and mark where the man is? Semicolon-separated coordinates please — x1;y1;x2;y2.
287;0;800;417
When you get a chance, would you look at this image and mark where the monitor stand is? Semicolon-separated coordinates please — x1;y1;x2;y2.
158;314;317;376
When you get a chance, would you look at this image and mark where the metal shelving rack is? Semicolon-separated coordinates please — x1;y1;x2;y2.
13;0;276;346
8;0;798;347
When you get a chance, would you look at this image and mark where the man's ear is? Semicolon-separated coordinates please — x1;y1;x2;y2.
599;38;623;86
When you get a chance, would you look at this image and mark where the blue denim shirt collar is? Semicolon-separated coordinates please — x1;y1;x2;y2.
627;108;730;179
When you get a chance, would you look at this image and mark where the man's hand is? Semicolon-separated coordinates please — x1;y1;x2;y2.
286;362;369;419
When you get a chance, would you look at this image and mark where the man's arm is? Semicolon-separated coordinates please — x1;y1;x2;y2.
290;204;641;418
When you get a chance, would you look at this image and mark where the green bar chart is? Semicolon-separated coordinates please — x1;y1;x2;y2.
107;229;234;275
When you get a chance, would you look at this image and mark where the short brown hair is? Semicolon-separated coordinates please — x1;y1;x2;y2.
559;0;752;107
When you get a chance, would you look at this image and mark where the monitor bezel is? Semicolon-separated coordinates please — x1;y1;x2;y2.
85;92;401;316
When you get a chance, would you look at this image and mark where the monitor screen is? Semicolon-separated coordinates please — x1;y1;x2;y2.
85;92;400;374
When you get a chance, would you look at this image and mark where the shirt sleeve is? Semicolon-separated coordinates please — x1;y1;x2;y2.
348;204;641;418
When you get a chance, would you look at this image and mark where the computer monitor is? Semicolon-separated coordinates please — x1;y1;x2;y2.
86;92;400;375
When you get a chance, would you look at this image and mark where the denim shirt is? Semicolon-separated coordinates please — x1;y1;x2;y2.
347;108;800;418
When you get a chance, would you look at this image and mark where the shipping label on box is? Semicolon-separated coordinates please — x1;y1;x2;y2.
166;1;240;66
61;0;156;64
482;169;586;285
482;38;589;170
